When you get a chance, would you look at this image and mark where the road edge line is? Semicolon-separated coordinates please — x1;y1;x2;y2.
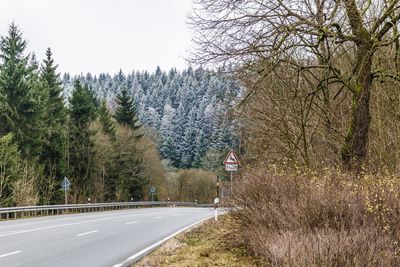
112;214;215;267
0;250;22;258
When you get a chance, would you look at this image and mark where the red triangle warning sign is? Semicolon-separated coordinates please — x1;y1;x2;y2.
223;149;240;165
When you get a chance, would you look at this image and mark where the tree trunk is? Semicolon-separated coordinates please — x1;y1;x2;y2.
341;43;373;170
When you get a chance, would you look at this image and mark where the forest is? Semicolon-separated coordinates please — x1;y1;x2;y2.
0;23;238;207
62;66;240;169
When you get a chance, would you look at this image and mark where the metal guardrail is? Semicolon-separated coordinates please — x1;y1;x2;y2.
0;201;213;220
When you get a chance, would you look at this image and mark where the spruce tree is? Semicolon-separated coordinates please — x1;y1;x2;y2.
98;100;116;141
160;103;176;159
114;88;142;133
0;89;11;136
68;80;97;202
180;109;198;168
0;23;44;157
193;130;207;168
39;48;67;189
0;23;29;137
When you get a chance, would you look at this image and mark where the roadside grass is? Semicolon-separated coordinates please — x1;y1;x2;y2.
134;215;265;267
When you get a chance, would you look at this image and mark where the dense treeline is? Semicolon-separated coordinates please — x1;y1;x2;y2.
62;66;241;169
0;24;224;206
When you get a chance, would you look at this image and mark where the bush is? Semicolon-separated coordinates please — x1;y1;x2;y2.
231;167;400;266
0;133;39;206
165;169;216;203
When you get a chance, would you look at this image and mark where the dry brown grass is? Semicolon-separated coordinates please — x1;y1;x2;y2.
134;215;265;267
230;167;400;266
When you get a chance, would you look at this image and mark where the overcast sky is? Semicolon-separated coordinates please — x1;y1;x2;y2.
0;0;193;75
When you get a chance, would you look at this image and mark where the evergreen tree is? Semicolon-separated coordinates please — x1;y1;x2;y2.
0;90;11;135
68;80;97;202
170;103;188;166
0;23;44;157
193;130;207;168
145;107;160;129
39;48;67;192
98;100;116;141
180;108;198;168
114;88;142;133
160;103;176;159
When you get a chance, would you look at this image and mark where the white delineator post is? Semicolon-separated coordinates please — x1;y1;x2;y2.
214;197;219;221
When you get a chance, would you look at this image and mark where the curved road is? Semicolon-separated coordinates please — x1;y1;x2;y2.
0;207;214;267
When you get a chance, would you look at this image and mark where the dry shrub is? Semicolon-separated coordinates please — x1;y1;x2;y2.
11;160;39;206
231;167;400;266
165;169;216;203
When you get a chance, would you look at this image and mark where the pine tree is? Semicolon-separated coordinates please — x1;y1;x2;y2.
68;80;97;202
170;103;188;167
98;100;116;141
0;23;44;157
193;130;207;168
0;91;10;135
39;48;67;191
160;103;176;159
180;108;198;168
41;48;65;117
145;107;161;129
0;23;29;136
114;88;142;133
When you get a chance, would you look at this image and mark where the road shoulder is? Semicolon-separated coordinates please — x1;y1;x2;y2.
133;215;265;267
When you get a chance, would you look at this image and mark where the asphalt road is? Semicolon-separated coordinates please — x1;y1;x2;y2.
0;207;215;267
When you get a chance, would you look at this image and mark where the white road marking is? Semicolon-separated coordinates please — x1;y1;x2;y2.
154;216;162;219
125;221;138;225
77;230;99;237
0;251;22;258
0;211;165;238
0;207;172;230
112;215;214;267
0;213;110;230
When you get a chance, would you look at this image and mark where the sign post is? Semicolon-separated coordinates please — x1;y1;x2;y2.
223;149;240;195
61;177;71;205
150;186;156;201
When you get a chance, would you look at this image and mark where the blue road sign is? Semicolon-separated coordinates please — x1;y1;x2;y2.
61;177;71;190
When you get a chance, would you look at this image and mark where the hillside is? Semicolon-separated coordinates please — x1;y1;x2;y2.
62;67;241;168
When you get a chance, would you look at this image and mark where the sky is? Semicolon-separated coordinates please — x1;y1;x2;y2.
0;0;194;75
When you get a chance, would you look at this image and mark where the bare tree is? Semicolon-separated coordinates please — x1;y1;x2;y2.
190;0;400;170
